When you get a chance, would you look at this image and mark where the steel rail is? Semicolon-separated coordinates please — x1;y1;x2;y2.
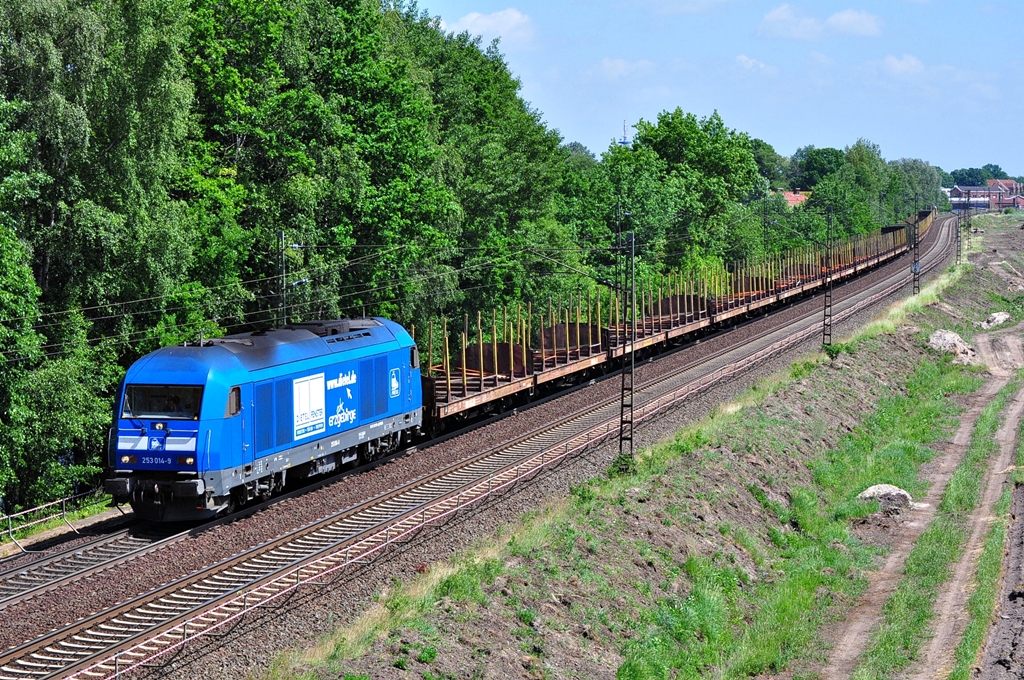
0;525;165;609
0;217;955;680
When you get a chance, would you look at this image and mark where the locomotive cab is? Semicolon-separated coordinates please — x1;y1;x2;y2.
106;318;424;522
105;350;250;521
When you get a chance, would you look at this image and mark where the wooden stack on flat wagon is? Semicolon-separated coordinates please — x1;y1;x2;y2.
417;215;927;423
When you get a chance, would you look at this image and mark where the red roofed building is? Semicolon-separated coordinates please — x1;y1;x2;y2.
782;190;810;208
988;178;1023;194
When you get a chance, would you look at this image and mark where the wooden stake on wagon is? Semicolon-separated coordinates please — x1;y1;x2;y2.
539;312;546;371
566;293;572;361
443;319;451;401
427;320;433;379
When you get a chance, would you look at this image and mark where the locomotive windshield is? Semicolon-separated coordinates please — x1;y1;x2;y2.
122;385;203;420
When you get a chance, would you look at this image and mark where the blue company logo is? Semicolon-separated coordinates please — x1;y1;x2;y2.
389;368;401;398
148;437;164;451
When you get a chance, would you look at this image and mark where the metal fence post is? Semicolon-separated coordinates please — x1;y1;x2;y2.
61;497;78;533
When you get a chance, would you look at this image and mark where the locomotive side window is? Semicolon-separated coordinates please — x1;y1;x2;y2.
225;386;242;417
122;385;203;420
410;346;420;369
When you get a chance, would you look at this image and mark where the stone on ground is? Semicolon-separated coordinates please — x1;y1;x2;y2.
928;330;978;365
858;484;913;513
974;311;1012;329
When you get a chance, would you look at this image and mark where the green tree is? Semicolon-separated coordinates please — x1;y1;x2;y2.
982;163;1009;180
950;167;990;187
749;138;788;190
633;108;759;266
792;146;845;190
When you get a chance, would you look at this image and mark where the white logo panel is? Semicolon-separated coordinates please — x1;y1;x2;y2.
293;373;326;440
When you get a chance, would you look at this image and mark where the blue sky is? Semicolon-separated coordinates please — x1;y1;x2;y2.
424;1;1022;175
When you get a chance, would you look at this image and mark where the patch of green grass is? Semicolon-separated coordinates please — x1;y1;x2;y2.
852;376;1019;679
823;341;857;360
812;359;983;514
949;488;1012;680
434;558;502;605
516;607;537;627
948;403;1024;679
614;357;980;679
0;493;116;547
731;526;766;569
416;645;438;664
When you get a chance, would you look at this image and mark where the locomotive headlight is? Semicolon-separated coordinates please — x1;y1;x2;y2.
177;456;196;466
121;455;130;464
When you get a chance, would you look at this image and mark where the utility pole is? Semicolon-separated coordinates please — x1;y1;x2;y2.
762;187;771;255
279;230;286;327
912;217;921;295
822;207;834;346
950;209;958;266
618;214;636;464
966;190;973;253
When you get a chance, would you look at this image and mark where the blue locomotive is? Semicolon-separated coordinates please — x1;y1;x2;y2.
105;319;423;521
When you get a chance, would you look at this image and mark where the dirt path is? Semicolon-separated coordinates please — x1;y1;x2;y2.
821;328;1024;679
905;333;1024;678
978;490;1024;677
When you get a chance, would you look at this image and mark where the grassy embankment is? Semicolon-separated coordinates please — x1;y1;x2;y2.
946;393;1024;679
851;375;1019;679
269;263;983;680
849;210;1024;678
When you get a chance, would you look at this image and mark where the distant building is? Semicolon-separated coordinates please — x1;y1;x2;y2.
780;190;810;208
949;185;1001;210
988;178;1023;194
991;195;1024;210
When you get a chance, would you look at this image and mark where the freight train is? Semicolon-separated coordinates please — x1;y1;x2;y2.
106;215;936;521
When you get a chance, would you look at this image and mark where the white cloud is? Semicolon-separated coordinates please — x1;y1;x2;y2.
884;54;924;75
736;54;764;69
443;9;535;46
599;58;656;81
825;9;882;36
758;5;882;40
736;54;778;76
757;5;822;40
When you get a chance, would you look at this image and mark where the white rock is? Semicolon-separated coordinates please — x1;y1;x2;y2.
986;311;1011;327
973;311;1012;329
928;330;978;365
858;484;913;512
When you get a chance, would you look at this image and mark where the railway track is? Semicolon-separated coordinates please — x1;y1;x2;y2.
0;525;177;609
0;214;957;680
